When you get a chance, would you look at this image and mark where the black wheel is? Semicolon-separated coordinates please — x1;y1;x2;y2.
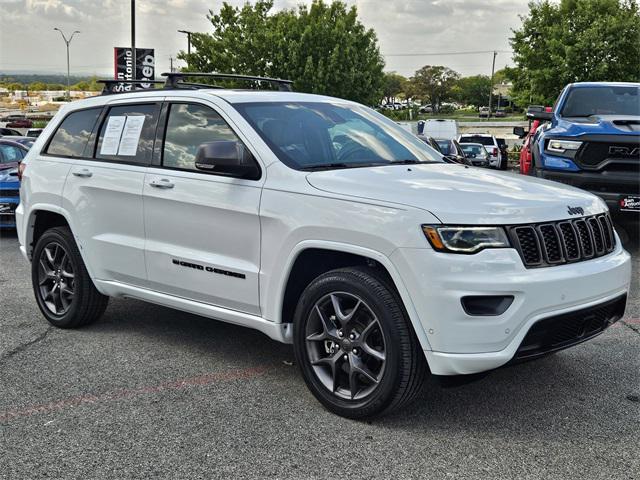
293;267;427;419
32;226;108;328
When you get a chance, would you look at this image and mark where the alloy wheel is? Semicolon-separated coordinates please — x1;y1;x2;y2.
305;292;386;400
37;241;75;315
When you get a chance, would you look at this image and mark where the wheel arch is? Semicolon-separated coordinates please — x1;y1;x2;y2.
275;241;431;351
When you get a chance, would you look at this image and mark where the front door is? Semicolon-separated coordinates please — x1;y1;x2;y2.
142;99;264;315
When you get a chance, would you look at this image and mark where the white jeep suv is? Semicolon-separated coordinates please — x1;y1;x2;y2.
16;74;631;419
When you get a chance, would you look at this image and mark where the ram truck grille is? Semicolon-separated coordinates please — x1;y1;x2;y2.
509;213;616;268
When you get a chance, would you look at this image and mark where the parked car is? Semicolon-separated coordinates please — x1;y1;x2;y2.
0;127;23;137
523;82;639;229
478;107;490;118
459;133;502;168
513;106;552;175
496;138;509;170
435;139;470;165
459;143;491;167
0;166;20;228
418;119;458;140
417;134;443;153
16;73;631;419
26;128;43;138
418;105;433;114
4;115;33;128
494;109;506;118
0;139;30;170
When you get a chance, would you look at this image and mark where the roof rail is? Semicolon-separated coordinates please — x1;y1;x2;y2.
97;72;294;96
161;72;294;92
98;79;165;95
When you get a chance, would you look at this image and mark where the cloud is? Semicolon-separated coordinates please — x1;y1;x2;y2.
0;0;529;77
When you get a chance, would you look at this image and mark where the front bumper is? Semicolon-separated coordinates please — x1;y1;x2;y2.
391;239;631;375
0;198;18;228
539;170;639;220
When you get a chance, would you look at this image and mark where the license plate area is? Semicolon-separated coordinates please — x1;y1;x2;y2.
619;195;640;212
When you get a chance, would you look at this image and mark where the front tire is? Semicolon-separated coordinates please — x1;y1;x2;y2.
31;226;108;328
293;267;426;419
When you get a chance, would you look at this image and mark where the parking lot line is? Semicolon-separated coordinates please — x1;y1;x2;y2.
0;366;270;423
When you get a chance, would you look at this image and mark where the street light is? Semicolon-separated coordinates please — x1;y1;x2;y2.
178;30;194;56
54;28;80;100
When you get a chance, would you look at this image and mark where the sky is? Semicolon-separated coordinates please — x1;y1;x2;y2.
0;0;529;79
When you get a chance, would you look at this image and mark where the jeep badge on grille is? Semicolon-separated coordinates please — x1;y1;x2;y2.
567;206;584;216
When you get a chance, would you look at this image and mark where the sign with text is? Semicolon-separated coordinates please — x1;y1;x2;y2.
113;47;155;92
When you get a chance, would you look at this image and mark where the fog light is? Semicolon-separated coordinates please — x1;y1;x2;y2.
461;295;514;316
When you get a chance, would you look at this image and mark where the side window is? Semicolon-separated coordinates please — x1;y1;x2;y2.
46;108;102;158
96;103;159;164
0;145;24;163
162;103;243;172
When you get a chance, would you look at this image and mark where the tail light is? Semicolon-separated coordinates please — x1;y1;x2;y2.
492;147;498;156
18;161;26;181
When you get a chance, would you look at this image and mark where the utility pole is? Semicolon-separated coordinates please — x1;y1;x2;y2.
169;56;174;73
54;28;80;100
131;0;136;88
488;50;497;120
178;30;194;56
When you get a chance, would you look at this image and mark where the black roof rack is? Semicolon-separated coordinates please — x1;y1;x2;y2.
98;79;165;95
99;72;294;95
162;72;293;92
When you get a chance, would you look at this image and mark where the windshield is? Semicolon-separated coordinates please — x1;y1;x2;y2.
436;140;452;155
561;86;640;117
234;101;443;170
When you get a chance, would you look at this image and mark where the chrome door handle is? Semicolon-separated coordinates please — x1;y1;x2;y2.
72;169;93;178
149;178;174;189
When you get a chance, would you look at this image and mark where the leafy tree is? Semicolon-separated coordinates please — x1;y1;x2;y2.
509;0;640;106
452;75;491;107
180;0;385;105
408;65;460;111
381;72;407;105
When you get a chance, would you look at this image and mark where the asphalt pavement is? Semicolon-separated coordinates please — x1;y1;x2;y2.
1;230;638;480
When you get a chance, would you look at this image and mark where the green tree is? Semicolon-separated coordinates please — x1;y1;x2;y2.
381;72;407;105
409;65;460;111
179;0;385;105
509;0;640;106
452;75;492;107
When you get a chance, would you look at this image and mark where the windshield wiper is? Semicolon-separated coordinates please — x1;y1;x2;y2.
301;163;362;171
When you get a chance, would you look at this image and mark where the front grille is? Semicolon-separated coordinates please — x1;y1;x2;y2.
575;140;640;173
511;294;627;362
0;189;19;197
509;213;616;268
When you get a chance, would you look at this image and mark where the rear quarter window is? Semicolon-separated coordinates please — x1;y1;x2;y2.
45;108;102;158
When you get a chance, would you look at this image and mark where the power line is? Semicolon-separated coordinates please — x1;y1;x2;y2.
384;50;511;57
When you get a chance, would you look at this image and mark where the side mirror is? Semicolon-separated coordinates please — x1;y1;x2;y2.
195;141;259;179
526;106;553;122
513;126;527;138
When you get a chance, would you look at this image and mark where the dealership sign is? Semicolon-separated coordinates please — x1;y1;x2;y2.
113;47;155;92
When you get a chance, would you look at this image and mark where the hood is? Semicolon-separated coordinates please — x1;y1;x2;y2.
556;115;640;135
306;163;605;225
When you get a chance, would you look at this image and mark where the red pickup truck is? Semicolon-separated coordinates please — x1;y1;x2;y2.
513;106;552;175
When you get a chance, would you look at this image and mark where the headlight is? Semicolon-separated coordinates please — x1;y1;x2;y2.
546;139;582;154
422;226;510;253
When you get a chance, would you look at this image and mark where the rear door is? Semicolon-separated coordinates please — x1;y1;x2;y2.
142;97;264;314
61;100;161;284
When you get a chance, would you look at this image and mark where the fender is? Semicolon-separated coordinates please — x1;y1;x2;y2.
268;239;432;352
23;203;100;286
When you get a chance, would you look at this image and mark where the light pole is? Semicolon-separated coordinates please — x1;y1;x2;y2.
54;28;80;100
178;30;194;56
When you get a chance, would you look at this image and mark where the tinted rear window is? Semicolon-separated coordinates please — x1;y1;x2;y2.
46;108;102;158
460;136;493;146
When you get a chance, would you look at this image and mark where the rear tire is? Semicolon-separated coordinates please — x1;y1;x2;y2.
31;226;108;328
293;266;426;419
